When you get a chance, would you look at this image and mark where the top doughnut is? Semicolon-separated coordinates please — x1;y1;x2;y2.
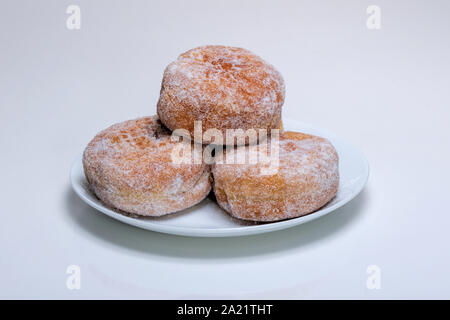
157;45;285;145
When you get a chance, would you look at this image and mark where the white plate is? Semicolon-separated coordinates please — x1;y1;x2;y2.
70;118;369;237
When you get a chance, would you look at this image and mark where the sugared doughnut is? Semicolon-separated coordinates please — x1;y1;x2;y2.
157;45;285;144
82;116;211;216
211;131;339;222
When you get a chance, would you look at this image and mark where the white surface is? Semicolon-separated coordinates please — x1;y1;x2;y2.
1;0;450;299
71;118;369;237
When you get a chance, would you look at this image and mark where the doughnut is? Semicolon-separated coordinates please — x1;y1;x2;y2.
211;131;339;222
157;45;285;145
82;116;211;216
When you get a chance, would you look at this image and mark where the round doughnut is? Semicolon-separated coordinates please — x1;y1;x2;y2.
157;45;285;145
211;131;339;222
82;116;211;216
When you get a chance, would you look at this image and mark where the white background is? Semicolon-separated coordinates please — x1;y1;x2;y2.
1;0;449;299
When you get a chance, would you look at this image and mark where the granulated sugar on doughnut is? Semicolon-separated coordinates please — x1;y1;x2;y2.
211;131;339;222
157;45;285;145
83;116;211;216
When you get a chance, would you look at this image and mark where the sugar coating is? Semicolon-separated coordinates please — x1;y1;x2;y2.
211;132;339;222
157;45;285;143
82;116;211;216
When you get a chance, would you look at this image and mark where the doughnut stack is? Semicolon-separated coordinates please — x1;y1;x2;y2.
83;45;339;222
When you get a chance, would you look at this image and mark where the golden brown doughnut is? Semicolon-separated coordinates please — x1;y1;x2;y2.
82;116;211;216
157;45;285;144
211;131;339;222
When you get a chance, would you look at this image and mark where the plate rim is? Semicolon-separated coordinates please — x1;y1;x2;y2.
70;119;369;237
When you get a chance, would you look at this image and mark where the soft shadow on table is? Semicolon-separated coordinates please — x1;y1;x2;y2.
65;187;369;260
